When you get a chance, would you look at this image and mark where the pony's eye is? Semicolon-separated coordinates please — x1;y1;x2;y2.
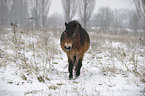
73;32;76;38
73;32;76;35
64;31;66;35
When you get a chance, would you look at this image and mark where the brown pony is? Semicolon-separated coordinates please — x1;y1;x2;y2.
60;20;90;79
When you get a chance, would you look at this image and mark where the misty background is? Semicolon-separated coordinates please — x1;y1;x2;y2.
0;1;145;95
0;0;145;32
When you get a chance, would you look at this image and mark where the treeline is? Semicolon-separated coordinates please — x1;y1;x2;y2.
0;0;145;30
90;7;145;30
0;0;52;27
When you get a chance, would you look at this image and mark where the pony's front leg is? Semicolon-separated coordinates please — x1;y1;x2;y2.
68;59;73;79
75;59;82;77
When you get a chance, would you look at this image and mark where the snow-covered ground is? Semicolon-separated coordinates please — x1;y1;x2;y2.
0;27;145;96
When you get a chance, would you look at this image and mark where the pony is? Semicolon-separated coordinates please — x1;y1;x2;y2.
60;20;90;79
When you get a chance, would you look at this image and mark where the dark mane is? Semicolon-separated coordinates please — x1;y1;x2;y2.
68;20;80;26
65;21;82;35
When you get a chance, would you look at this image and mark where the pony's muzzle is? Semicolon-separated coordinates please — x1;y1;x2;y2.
64;43;72;51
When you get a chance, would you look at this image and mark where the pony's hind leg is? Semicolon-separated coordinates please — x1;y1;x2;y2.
68;59;73;79
75;59;82;77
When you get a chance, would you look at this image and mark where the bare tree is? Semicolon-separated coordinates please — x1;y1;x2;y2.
94;7;113;30
31;0;51;27
9;0;28;26
41;0;51;27
31;0;39;28
112;9;128;28
62;0;77;22
134;0;145;31
0;0;9;26
79;0;96;28
129;11;139;31
134;0;145;19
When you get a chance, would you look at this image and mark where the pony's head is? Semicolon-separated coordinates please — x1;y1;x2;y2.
64;21;81;51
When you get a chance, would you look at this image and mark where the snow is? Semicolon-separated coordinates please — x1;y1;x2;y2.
0;28;145;96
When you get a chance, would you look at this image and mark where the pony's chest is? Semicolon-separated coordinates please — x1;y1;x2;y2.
73;42;83;51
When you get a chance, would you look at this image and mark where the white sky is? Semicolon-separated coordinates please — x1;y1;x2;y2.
49;0;135;17
95;0;135;11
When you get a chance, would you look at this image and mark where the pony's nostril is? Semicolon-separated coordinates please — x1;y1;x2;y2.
68;46;71;50
64;43;72;51
65;46;72;51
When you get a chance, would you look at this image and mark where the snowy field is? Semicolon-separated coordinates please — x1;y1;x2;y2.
0;27;145;96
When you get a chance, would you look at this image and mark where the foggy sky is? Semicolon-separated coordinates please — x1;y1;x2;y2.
49;0;135;17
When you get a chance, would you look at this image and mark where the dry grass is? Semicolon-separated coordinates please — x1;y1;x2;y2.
0;27;145;83
89;31;145;82
0;27;145;96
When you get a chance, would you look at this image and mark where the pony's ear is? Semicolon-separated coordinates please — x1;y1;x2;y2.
65;22;67;27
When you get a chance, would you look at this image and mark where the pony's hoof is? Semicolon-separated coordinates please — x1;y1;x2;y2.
76;71;80;77
69;75;73;80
